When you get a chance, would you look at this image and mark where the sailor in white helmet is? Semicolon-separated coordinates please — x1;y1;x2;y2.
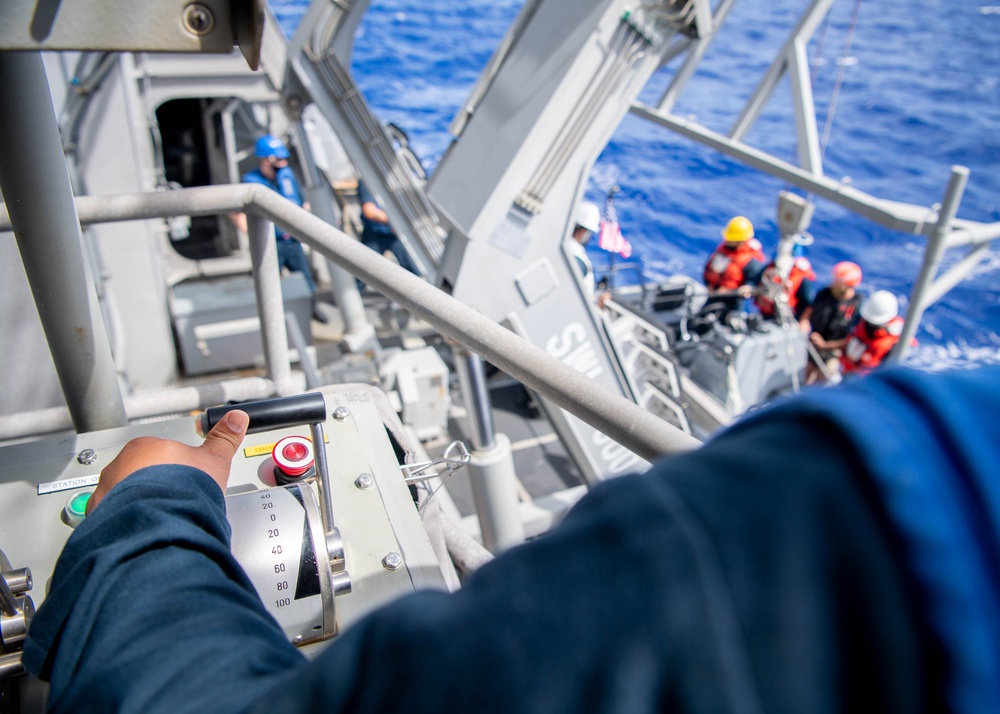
566;201;611;308
840;290;906;375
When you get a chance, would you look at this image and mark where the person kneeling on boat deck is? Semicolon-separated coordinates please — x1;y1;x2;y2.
231;135;329;324
25;365;1000;713
800;261;864;384
566;201;612;308
752;253;815;326
702;215;766;296
840;289;906;376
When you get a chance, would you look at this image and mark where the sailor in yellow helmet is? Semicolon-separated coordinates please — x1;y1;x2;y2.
703;216;766;294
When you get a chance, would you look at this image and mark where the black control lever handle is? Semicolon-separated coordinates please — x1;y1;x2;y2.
196;393;327;436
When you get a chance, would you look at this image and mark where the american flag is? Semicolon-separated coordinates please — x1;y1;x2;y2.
597;193;633;259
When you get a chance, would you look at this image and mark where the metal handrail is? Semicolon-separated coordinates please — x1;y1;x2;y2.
1;184;701;461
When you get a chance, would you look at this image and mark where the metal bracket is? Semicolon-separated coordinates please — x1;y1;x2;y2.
401;441;471;484
0;0;264;70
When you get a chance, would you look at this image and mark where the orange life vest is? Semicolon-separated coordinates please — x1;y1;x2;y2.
704;239;764;291
840;317;904;374
755;257;816;318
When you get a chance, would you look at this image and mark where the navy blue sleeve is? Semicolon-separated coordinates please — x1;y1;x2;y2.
250;398;931;714
241;169;272;190
23;467;303;714
357;180;374;206
743;258;765;285
795;277;815;314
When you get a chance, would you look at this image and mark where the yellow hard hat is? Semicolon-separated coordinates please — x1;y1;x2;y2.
722;216;754;242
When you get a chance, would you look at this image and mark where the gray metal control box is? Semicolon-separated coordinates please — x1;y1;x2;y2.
0;386;447;709
171;273;313;376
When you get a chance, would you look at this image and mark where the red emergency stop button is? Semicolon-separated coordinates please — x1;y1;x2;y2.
272;436;314;479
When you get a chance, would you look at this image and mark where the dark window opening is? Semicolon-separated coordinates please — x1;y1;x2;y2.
156;98;239;260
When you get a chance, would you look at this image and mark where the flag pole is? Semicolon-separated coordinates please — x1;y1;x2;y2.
606;185;619;289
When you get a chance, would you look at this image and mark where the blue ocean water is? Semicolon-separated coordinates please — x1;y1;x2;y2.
272;0;1000;369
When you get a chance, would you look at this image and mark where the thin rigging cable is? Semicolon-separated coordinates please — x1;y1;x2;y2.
819;0;863;158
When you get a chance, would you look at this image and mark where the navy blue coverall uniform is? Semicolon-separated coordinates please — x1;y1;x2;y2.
243;166;316;294
24;366;1000;713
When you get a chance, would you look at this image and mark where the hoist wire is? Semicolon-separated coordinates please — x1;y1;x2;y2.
809;13;831;91
819;0;863;158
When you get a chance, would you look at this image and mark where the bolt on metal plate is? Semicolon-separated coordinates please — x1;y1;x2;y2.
77;449;98;465
381;552;403;571
354;473;374;490
182;3;215;36
332;407;351;421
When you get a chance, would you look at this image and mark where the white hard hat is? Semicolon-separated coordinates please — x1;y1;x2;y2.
860;290;898;325
574;202;601;234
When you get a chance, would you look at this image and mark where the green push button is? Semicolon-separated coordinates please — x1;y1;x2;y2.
64;490;93;527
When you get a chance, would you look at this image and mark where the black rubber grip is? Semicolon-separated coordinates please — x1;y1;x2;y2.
198;393;328;435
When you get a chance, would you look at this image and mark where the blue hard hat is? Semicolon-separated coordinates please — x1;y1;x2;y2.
255;134;290;159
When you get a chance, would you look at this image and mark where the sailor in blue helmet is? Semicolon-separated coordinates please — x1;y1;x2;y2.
232;135;328;323
23;364;1000;712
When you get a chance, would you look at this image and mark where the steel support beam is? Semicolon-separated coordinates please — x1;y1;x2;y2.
657;0;737;114
0;377;277;441
891;166;969;363
787;38;822;176
730;0;835;142
454;350;497;452
0;51;126;433
248;214;295;395
922;243;992;308
629;104;953;238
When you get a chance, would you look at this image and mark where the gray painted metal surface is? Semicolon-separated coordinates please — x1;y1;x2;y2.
0;0;249;56
0;51;127;433
170;273;312;377
248;214;295;395
0;386;446;668
728;0;835;174
426;0;695;481
891;167;969;363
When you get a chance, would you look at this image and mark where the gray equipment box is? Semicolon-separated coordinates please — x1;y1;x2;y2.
381;346;451;441
171;273;313;376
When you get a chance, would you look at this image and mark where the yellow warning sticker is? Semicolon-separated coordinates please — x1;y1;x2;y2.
243;443;276;458
242;434;329;459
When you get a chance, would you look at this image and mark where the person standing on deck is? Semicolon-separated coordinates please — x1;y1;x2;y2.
753;253;816;324
231;135;328;323
840;290;905;376
801;261;864;383
703;215;766;296
566;201;612;308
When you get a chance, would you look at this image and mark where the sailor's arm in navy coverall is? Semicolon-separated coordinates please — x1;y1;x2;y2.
25;367;1000;714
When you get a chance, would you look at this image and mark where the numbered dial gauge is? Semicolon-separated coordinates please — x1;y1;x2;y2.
226;484;335;644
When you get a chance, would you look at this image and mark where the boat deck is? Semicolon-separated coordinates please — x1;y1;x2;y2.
312;289;585;519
